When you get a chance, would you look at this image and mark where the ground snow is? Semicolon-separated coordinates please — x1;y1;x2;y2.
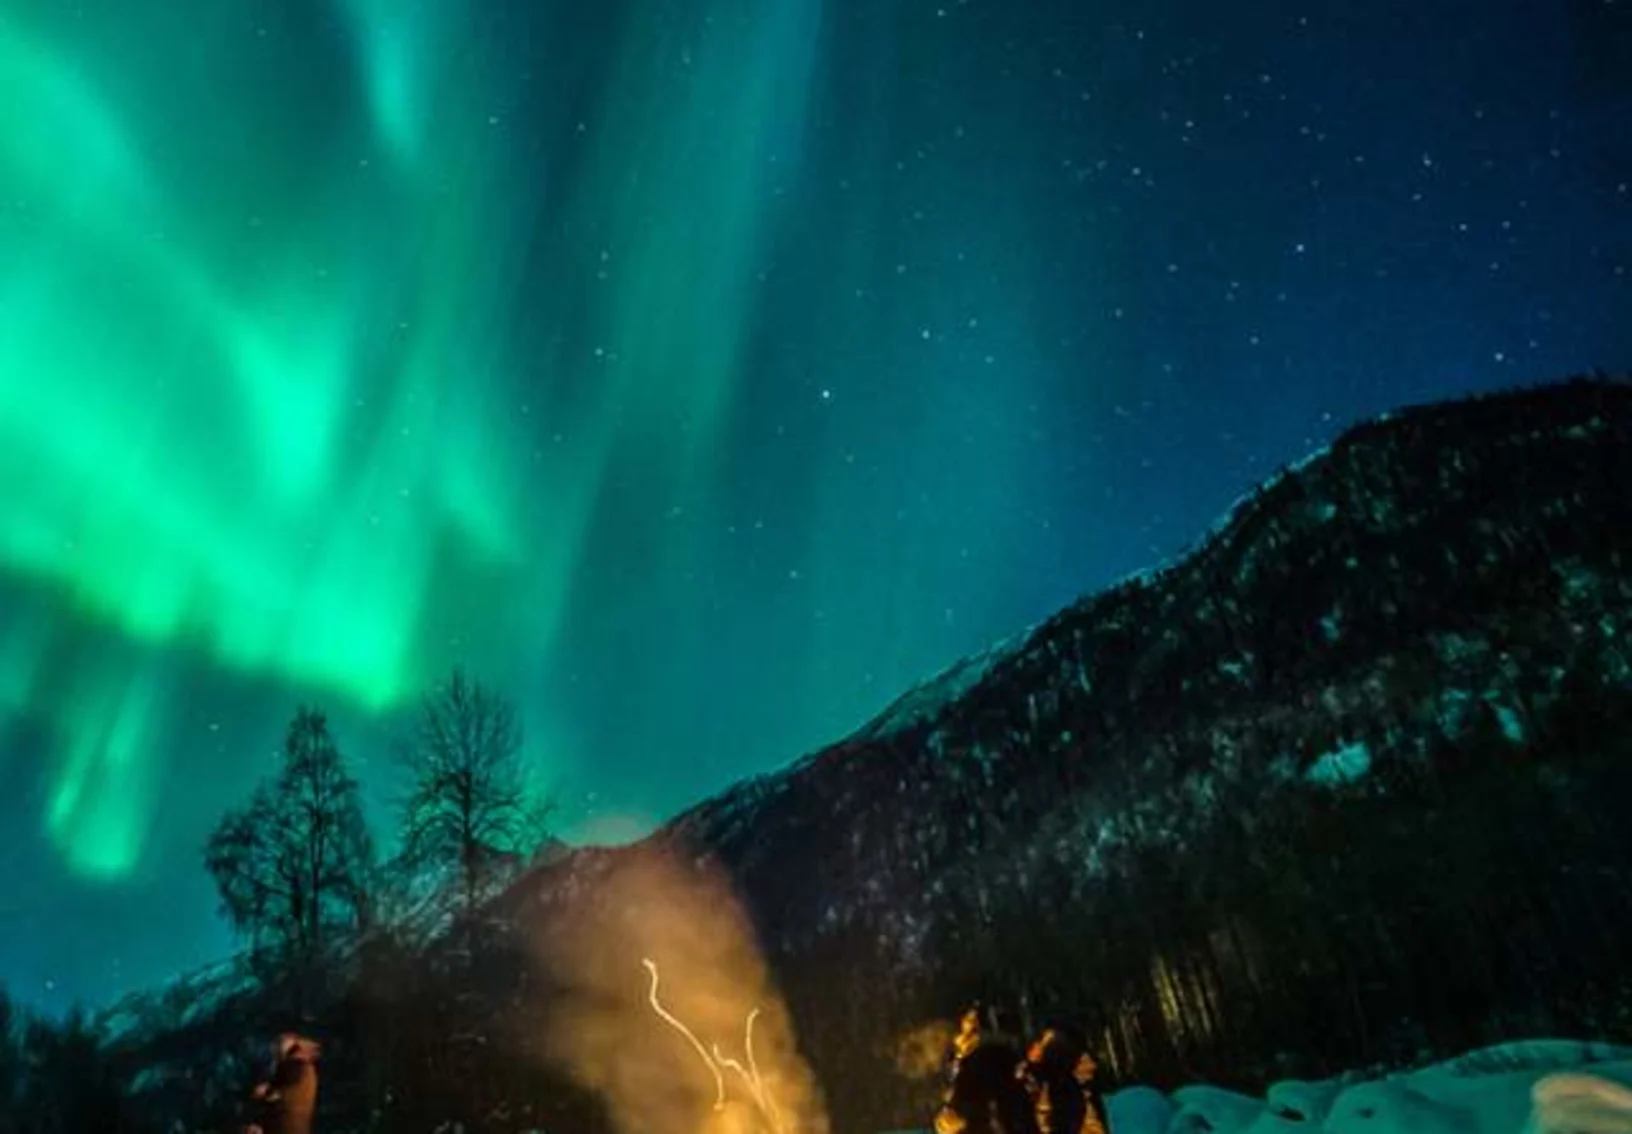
1248;1079;1351;1134
1093;1042;1632;1134
1169;1085;1267;1134
1529;1073;1632;1134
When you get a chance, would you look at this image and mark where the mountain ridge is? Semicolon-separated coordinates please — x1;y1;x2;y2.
623;371;1630;846
493;372;1632;1130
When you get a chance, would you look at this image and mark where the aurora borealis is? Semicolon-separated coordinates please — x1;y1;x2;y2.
1;0;1628;1009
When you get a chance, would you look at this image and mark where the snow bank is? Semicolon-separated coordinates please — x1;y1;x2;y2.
892;1040;1632;1134
1529;1071;1632;1134
1109;1086;1178;1134
1170;1085;1266;1134
1083;1041;1632;1134
1325;1059;1632;1134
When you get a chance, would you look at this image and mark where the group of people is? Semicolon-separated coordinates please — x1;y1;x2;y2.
236;1010;1092;1134
935;1005;1109;1134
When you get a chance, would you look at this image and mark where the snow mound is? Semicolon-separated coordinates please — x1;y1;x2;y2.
1325;1058;1632;1134
1248;1079;1351;1134
1169;1085;1265;1134
1102;1041;1632;1134
1108;1086;1176;1134
1529;1071;1632;1134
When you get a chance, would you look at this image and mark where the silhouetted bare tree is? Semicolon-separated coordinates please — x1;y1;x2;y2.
206;707;374;978
396;669;554;930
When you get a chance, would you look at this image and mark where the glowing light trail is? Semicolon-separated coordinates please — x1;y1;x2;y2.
712;1007;785;1134
642;956;727;1111
642;957;788;1131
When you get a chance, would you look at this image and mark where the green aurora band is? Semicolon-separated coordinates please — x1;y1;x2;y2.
0;0;823;878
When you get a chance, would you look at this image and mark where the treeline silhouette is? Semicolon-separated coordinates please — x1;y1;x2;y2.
0;670;584;1134
0;995;135;1133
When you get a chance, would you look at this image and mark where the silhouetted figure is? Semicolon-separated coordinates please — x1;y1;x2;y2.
945;1004;983;1086
1073;1048;1108;1134
248;1033;321;1134
1022;1025;1094;1134
936;1007;1036;1134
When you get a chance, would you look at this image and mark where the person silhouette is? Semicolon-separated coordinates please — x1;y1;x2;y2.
936;1007;1036;1134
249;1033;322;1134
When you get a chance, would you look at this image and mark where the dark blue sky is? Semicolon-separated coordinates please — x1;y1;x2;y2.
0;0;1627;1013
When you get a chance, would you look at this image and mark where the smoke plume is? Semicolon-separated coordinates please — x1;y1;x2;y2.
894;1020;956;1082
536;848;829;1134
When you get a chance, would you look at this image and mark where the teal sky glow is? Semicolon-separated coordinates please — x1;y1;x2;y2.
1;0;1626;1008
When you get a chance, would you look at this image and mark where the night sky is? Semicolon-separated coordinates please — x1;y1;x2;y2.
0;0;1627;1013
